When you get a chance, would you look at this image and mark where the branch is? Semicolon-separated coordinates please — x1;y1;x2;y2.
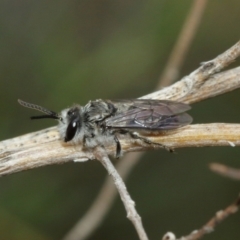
1;123;240;177
0;41;239;176
0;40;240;177
144;40;240;102
0;41;240;176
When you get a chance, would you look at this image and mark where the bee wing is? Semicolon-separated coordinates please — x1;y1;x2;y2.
106;100;192;130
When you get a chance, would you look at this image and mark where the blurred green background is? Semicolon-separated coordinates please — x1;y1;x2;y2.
1;0;240;239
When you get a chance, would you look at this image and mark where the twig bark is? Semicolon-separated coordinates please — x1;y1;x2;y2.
1;123;240;177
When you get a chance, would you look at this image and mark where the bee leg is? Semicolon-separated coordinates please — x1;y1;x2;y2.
130;132;174;153
114;135;121;158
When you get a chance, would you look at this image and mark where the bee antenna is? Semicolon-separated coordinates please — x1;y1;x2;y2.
18;99;61;120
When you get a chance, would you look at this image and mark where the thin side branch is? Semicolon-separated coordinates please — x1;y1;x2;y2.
94;148;148;240
177;194;240;240
162;194;240;240
62;152;143;240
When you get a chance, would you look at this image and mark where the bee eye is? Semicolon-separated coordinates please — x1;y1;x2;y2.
67;110;73;116
64;107;81;142
65;120;79;142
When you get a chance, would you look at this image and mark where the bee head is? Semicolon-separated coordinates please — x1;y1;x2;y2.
18;99;82;142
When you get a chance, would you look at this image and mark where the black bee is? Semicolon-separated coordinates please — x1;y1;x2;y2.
18;99;192;158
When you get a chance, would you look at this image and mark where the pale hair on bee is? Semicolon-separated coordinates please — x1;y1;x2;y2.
18;98;192;158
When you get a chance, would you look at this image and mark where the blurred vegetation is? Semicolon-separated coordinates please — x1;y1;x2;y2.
0;0;240;239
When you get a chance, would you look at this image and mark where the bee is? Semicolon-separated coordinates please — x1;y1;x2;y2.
18;99;192;158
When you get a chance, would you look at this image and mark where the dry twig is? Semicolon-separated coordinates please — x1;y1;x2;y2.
1;47;240;176
62;152;142;240
144;40;240;102
162;194;240;240
94;147;148;240
2;123;240;177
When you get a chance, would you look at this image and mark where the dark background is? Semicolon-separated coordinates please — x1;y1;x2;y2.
1;0;240;239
